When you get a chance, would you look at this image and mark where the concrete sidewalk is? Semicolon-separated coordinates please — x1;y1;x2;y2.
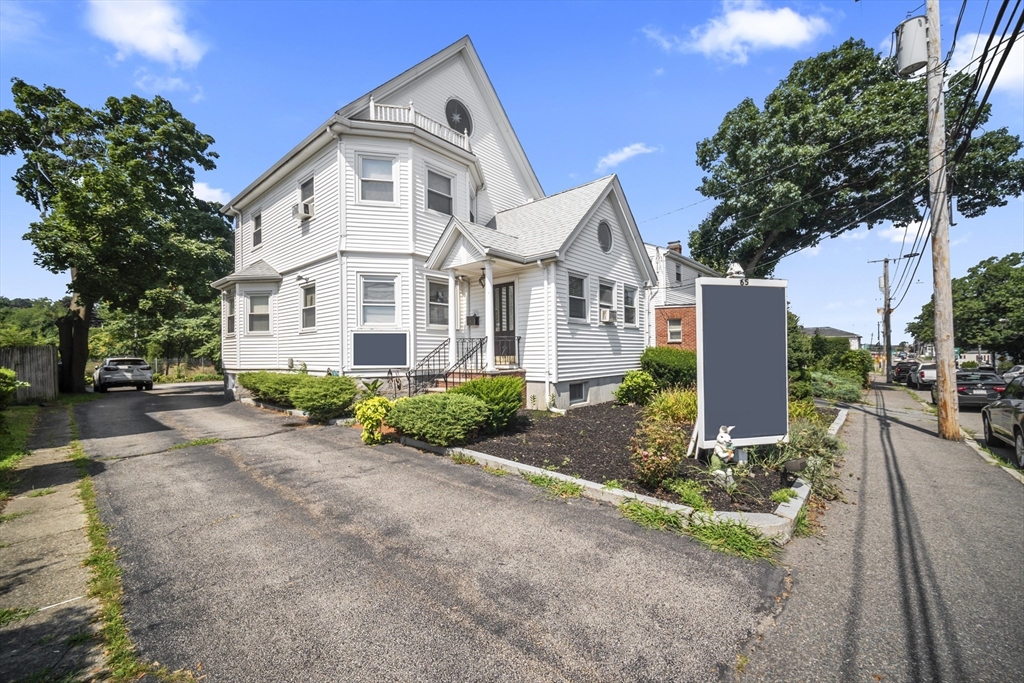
0;406;105;682
738;381;1024;682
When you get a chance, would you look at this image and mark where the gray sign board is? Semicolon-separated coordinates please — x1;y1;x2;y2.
696;278;789;448
352;332;408;368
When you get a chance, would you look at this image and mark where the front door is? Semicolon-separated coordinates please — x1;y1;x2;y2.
494;282;516;366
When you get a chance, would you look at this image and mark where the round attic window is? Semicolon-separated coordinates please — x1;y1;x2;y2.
598;221;612;253
445;99;472;136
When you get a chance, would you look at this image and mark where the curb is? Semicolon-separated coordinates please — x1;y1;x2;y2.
397;414;847;545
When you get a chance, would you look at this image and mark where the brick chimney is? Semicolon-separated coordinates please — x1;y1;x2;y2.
667;240;682;254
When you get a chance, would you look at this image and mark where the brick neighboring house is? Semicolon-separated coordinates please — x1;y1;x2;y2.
644;241;720;351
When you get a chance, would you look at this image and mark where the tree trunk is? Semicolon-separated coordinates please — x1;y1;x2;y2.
57;314;74;393
743;228;781;276
57;269;92;394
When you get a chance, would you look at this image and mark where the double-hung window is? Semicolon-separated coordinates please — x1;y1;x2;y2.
675;263;682;283
427;170;453;215
568;274;588;321
599;282;614;312
252;213;262;248
667;319;682;343
300;177;315;207
362;275;396;325
360;157;394;202
248;294;270;333
301;285;316;329
225;288;236;334
624;286;637;325
428;281;449;326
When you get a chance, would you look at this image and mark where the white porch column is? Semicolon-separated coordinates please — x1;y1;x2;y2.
448;269;458;366
484;260;496;371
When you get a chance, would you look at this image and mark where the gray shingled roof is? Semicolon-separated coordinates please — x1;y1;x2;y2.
801;326;860;339
211;259;282;289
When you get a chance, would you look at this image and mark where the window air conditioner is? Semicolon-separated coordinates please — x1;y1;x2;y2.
293;202;315;220
600;309;617;323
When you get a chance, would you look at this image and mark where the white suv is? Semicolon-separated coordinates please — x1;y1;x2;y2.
93;358;153;393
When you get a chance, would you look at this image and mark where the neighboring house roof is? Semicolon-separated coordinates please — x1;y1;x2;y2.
425;175;658;284
801;326;861;339
211;260;282;289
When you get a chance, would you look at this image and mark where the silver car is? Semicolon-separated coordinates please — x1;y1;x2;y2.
1002;365;1024;382
982;376;1024;468
93;357;153;393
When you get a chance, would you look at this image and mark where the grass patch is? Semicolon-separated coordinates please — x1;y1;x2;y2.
602;478;624;490
1;404;40;501
521;472;583;498
480;464;508;477
663;478;713;512
736;654;750;673
169;437;222;451
0;606;37;627
65;630;96;647
0;510;32;523
793;506;813;537
450;452;477;465
27;488;57;498
619;500;686;532
686;518;779;562
770;488;799;504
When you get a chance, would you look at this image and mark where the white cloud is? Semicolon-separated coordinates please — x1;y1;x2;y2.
0;1;44;44
134;70;189;93
878;220;927;245
595;143;658;172
194;182;230;204
654;67;665;76
645;1;829;65
950;33;1023;95
87;0;206;68
804;245;821;257
839;227;870;240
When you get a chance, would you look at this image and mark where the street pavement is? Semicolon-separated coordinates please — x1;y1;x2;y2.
901;382;1018;464
76;384;786;682
738;380;1024;683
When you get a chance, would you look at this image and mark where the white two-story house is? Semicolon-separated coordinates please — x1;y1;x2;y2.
212;37;657;409
644;241;720;351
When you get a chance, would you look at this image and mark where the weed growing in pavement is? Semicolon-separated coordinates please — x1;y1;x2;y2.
0;510;31;523
169;437;222;451
736;654;750;673
602;479;624;490
619;500;686;532
542;456;570;472
662;478;712;512
770;488;799;504
450;452;477;465
480;464;508;477
27;488;56;497
521;472;583;498
793;506;813;537
0;606;37;627
65;630;95;647
686;518;779;562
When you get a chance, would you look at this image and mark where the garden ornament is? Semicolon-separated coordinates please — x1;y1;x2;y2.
726;262;745;278
713;425;736;463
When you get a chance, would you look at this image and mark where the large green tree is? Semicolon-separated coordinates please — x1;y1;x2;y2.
906;253;1024;359
689;39;1024;276
0;80;231;391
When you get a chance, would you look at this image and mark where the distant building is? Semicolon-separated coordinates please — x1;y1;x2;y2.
801;326;862;350
643;241;720;351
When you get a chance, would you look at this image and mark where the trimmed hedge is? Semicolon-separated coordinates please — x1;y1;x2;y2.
449;375;524;434
237;371;309;407
640;347;697;389
810;371;862;402
289;375;358;422
387;393;489;446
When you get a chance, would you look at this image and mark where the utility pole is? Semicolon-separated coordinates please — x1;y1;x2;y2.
926;0;960;440
870;257;893;383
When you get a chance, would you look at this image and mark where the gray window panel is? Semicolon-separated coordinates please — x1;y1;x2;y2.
569;298;587;320
300;178;314;202
353;333;407;367
301;286;316;328
253;214;262;247
624;287;636;324
598;222;612;252
568;275;585;298
427;171;451;193
363;305;395;324
363;279;395;302
249;315;270;332
361;180;393;202
599;283;614;307
427;171;453;215
569;382;585;403
428;281;448;326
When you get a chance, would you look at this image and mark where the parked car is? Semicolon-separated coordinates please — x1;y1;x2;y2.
93;357;153;393
1002;365;1024;382
932;371;1006;408
907;363;936;389
981;376;1024;467
893;361;916;383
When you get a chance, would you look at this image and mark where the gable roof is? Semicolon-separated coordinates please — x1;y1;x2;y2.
426;175;657;284
801;326;861;339
644;244;721;278
211;260;282;289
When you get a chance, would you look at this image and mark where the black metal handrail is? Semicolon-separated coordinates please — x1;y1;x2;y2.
494;336;521;367
445;337;487;389
406;338;450;396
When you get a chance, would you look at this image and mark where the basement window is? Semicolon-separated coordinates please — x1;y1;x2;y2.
569;382;586;404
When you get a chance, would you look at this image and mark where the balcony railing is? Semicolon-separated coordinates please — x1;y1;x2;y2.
368;98;471;152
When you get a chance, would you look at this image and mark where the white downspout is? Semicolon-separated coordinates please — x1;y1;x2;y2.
333;130;345;373
546;261;565;414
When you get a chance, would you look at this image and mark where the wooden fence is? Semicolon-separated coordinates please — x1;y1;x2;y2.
0;345;59;404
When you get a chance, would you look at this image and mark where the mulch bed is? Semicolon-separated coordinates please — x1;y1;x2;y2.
469;402;807;514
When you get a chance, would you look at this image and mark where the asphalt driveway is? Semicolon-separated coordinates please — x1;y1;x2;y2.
78;384;785;682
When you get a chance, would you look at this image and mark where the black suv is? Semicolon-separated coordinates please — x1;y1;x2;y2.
893;361;916;383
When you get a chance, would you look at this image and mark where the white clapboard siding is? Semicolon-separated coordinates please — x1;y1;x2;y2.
413;148;470;256
275;257;342;373
235;283;281;370
342;254;415;371
516;266;549;382
221;288;241;372
380;54;531;223
556;198;646;382
240;146;339;276
344;137;412;253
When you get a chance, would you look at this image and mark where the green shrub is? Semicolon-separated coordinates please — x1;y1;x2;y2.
628;419;688;487
355;396;393;444
640;346;697;389
751;418;845;499
810;371;861;402
645;388;698;424
614;370;657;406
0;367;29;411
289;375;358;422
237;371;309;407
961;360;978;369
837;349;874;388
387;393;489;446
449;375;524;434
788;380;813;400
788;398;830;428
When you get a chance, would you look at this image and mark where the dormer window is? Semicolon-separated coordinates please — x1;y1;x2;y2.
427;170;453;215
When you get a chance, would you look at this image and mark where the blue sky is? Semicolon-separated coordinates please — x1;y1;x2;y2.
1;0;1021;345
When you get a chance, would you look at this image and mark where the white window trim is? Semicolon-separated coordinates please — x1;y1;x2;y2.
568;272;589;323
425;167;455;216
426;278;450;329
299;176;315;207
300;283;316;332
225;288;236;337
245;291;273;336
623;285;638;327
356;153;398;206
667;318;682;343
252;211;263;250
359;273;400;329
